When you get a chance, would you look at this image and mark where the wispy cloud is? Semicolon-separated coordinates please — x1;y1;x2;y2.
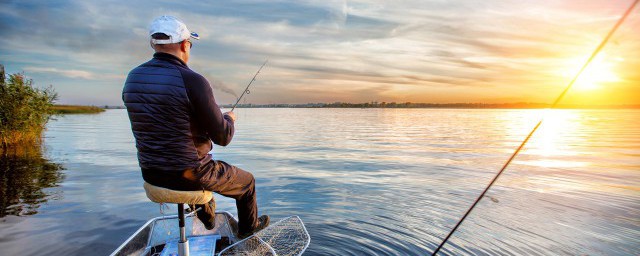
24;67;95;79
24;67;124;80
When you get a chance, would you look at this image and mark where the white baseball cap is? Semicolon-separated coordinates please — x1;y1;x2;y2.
149;15;199;44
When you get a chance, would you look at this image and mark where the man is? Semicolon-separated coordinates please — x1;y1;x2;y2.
122;15;268;238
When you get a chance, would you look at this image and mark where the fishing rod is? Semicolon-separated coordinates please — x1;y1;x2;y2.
432;1;639;255
231;60;268;111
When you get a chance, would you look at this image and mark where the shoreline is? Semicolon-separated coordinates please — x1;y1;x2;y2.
52;105;105;114
220;104;640;109
104;104;640;110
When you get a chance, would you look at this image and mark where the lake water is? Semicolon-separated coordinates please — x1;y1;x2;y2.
0;108;638;255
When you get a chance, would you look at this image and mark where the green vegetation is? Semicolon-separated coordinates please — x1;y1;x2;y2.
0;64;57;148
52;105;105;114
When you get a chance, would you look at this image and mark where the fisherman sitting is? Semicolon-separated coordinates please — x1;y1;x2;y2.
122;15;269;238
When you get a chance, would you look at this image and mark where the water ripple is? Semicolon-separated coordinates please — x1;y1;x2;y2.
0;109;638;255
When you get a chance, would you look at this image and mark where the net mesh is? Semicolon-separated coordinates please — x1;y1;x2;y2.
219;216;310;256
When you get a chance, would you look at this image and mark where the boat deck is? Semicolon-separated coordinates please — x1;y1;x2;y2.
111;211;240;256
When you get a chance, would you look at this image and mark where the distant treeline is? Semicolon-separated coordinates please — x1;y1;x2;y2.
221;102;640;109
52;105;105;114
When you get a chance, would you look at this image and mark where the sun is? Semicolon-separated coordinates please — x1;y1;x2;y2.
562;54;621;91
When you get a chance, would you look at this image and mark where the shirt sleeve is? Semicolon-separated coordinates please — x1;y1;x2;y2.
181;69;235;146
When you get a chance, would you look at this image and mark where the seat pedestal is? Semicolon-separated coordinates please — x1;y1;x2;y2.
177;203;189;256
143;182;213;256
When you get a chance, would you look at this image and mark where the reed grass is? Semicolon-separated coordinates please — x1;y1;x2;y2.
0;64;57;148
52;105;105;114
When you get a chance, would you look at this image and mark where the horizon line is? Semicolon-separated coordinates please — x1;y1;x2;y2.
64;102;640;109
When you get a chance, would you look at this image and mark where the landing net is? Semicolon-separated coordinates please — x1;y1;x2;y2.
219;215;310;256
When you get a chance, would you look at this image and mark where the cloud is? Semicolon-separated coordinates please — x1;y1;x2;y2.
24;67;124;80
1;0;639;105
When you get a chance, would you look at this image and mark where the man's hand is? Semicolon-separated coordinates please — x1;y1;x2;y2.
224;111;236;122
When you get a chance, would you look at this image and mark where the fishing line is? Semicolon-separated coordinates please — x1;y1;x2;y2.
432;1;639;255
231;60;269;111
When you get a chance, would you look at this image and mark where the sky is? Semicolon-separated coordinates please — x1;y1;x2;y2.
0;0;639;106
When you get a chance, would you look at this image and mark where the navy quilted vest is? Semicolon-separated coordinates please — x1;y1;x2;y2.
122;56;199;172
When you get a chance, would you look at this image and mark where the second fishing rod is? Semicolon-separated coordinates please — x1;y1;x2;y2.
431;0;639;255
